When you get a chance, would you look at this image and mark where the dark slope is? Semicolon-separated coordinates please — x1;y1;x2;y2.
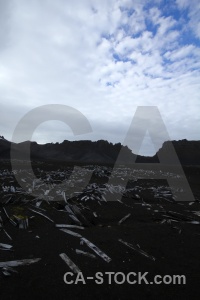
0;137;200;165
0;137;11;159
153;139;200;165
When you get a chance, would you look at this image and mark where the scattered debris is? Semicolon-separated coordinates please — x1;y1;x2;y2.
0;164;199;280
68;214;82;225
2;207;17;226
163;210;197;223
0;258;41;268
55;224;84;230
118;213;131;225
193;211;200;217
80;237;111;263
172;225;182;233
187;221;200;225
28;207;54;223
119;239;156;261
75;249;96;259
59;253;81;274
0;243;13;250
60;229;82;238
3;229;12;240
2;267;18;277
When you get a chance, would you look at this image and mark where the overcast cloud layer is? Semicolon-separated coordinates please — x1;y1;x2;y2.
0;0;199;155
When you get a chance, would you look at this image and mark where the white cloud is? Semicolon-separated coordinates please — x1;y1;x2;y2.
176;0;200;39
0;0;199;155
164;45;195;61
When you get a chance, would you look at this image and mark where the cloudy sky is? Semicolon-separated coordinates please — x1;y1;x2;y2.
0;0;199;155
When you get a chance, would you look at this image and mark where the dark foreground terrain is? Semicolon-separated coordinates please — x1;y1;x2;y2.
0;160;200;300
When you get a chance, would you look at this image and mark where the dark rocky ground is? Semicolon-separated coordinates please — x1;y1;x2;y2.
0;160;200;300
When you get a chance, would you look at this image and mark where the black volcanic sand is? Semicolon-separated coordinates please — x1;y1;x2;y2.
0;162;200;300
